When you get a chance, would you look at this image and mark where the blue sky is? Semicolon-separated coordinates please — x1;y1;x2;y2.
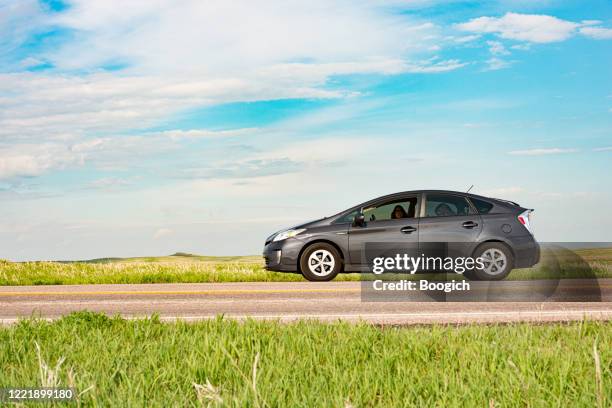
0;0;611;260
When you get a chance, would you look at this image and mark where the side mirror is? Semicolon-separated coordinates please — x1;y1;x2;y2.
353;212;365;227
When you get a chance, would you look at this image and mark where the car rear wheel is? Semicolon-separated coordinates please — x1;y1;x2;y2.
467;242;514;281
299;243;342;282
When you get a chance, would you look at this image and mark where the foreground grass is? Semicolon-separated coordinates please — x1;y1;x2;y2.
0;313;609;407
1;248;610;286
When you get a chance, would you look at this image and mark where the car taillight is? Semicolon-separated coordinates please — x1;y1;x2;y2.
518;210;533;234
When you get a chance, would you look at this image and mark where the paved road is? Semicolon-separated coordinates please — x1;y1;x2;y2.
1;279;611;325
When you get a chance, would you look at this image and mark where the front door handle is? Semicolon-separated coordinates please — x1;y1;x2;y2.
400;226;417;234
462;221;478;229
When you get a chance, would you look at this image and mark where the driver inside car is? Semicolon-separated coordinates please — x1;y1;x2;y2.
391;205;408;219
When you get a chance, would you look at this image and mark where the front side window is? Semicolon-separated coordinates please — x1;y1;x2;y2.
363;197;418;222
425;194;473;217
334;209;359;224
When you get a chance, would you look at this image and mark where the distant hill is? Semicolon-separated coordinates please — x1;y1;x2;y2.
62;253;262;264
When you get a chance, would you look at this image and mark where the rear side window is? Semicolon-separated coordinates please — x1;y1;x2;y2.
425;194;473;217
470;198;494;214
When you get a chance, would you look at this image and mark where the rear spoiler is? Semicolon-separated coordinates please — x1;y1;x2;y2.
493;198;521;207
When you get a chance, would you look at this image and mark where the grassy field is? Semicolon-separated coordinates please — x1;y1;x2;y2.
0;248;610;286
0;312;609;407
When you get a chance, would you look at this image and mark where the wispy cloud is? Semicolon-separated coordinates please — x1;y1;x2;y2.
160;128;258;140
508;148;578;156
593;147;612;152
403;58;467;73
580;26;612;40
487;41;510;56
177;158;304;180
153;228;172;239
485;57;513;71
0;142;97;180
87;177;132;190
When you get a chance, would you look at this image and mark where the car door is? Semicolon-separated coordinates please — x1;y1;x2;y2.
418;193;482;261
348;195;420;271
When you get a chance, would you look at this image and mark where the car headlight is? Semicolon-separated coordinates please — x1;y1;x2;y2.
273;228;306;242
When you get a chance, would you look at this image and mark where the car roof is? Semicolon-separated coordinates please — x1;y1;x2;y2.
362;189;492;202
335;190;520;216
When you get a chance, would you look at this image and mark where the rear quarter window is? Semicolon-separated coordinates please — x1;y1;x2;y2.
470;198;494;214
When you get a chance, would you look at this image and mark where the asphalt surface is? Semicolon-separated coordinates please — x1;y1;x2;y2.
1;279;611;325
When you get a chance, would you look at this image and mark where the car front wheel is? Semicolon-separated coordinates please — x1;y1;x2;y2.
299;243;342;282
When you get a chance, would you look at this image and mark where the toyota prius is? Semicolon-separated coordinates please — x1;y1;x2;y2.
263;190;540;281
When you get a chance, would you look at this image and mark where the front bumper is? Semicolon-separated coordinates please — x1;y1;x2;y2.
262;238;304;272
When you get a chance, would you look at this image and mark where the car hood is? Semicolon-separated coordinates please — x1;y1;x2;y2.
265;217;330;242
293;217;330;229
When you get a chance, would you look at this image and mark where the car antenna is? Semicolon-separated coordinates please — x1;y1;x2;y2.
466;184;474;193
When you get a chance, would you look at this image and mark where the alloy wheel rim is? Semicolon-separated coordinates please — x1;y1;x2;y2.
481;248;507;275
308;249;335;276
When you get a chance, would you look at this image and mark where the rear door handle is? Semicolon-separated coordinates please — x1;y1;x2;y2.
462;221;478;229
400;226;417;234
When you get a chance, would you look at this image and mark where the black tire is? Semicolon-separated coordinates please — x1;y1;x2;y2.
299;243;342;282
465;242;514;281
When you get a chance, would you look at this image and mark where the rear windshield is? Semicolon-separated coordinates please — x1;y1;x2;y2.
470;198;494;214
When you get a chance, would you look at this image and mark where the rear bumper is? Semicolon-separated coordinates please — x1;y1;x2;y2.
262;239;303;272
511;235;540;268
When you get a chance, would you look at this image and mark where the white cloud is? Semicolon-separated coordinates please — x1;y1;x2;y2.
593;147;612;152
457;13;612;71
0;72;345;143
46;2;444;74
483;41;512;70
457;12;612;44
0;136;170;180
508;148;578;156
457;12;578;43
0;0;467;180
580;26;612;40
0;143;91;179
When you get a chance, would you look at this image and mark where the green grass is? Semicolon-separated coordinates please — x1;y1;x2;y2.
1;248;610;286
0;312;609;407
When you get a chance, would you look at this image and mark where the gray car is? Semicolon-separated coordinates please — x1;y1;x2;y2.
263;190;540;281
